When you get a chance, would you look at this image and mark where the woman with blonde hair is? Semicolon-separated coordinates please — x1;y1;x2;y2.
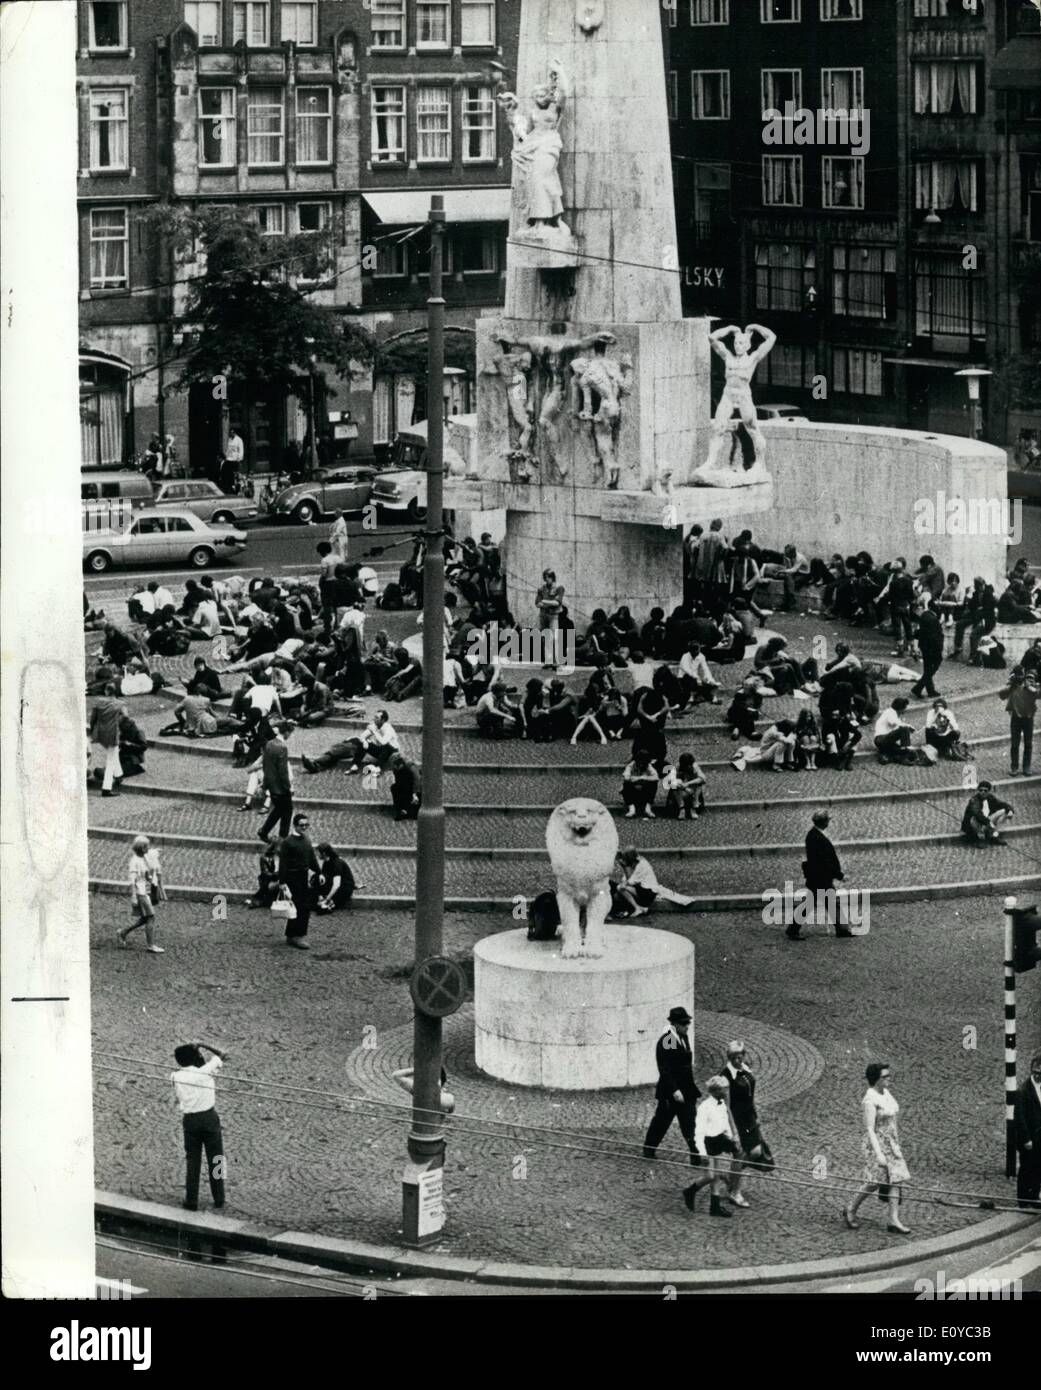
843;1061;911;1234
118;834;165;953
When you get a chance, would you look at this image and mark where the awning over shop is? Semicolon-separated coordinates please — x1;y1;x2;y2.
362;188;511;225
989;36;1041;91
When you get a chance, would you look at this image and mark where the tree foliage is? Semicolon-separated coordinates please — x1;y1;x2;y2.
374;326;476;378
145;206;375;399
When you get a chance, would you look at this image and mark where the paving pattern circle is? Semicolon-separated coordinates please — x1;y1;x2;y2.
346;1004;825;1136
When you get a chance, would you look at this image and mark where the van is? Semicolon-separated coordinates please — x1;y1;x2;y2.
80;470;155;507
81;469;155;532
370;415;475;520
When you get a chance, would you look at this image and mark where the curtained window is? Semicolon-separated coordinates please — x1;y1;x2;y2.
755;242;814;310
762;155;802;206
296;88;331;164
185;1;222;45
691;0;729;22
371;0;405;47
89;90;129;169
416;1;450;47
762;69;801;112
281;2;316;45
247;87;284;165
915;160;978;212
823;156;864;209
832;348;882;395
915;252;984;337
198;88;235;167
461;1;495;45
233;1;269;45
913;62;977;115
372;86;406;162
89;208;128;289
832;245;896;319
822;67;863;112
417;87;452;163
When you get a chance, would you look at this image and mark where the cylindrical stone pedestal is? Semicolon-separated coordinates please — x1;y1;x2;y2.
474;927;694;1090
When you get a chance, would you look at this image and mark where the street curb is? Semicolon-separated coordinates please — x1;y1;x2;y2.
94;1192;1038;1290
86;819;1041;862
87;873;1041;913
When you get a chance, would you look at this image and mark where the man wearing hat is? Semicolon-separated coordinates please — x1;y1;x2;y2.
643;1007;702;1163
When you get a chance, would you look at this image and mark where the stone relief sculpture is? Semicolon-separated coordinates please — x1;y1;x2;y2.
498;62;575;252
545;798;619;960
692;323;776;489
569;339;634;489
487;325;619;481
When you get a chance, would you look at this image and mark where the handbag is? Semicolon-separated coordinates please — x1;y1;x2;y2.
270;885;297;920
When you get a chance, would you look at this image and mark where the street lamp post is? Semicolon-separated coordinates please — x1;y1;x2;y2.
954;367;992;442
402;195;449;1247
305;336;319;477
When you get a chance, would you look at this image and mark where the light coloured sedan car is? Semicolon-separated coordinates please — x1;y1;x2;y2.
83;508;247;573
756;403;809;422
153;478;258;524
270;465;376;525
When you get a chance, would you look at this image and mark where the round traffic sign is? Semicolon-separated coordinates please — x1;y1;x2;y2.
410;956;468;1018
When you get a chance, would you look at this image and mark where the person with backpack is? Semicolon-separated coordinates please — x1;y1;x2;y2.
1000;667;1038;777
910;599;945;700
877;560;916;658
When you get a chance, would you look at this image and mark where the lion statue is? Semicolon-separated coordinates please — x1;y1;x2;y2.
545;798;619;959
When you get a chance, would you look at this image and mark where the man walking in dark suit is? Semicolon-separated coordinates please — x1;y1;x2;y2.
1014;1052;1041;1209
258;722;294;842
797;810;852;938
278;812;319;949
910;600;944;700
643;1006;702;1164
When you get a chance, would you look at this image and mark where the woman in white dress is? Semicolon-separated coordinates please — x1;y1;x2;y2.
843;1061;911;1234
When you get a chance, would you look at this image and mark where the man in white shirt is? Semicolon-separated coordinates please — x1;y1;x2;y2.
148;581;175;613
777;544;811;612
678;642;722;707
873;696;914;763
225;428;245;467
130;585;156;618
194;596;221;638
684;1075;739;1218
171;1041;227;1211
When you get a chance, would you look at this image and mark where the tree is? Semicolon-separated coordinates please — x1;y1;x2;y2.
145;206;375;466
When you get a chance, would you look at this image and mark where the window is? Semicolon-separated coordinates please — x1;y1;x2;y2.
281;1;316;44
462;85;495;161
820;0;860;18
692;71;730;120
89;2;127;49
914;251;984;337
913;62;978;115
372;86;406;162
455;227;497;274
233;1;269;45
762;69;801;114
416;235;454;276
416;0;450;47
667;70;678;121
198;88;235;166
821;68;863;112
764;343;814;388
914;160;979;213
692;161;731;234
691;0;729;22
296;203;331;281
296;88;331;163
247;87;284;164
417;87;452;163
461;0;495;45
761;0;800;21
755;242;815;310
913;0;949;15
371;0;405;47
185;1;222;45
256;204;286;281
832;245;896;319
668;2;678;24
373;236;408;277
823;156;864;209
762;155;802;206
89;208;128;289
832;348;882;395
89;90;129;170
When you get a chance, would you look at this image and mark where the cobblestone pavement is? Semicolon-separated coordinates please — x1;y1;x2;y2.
91;894;1039;1269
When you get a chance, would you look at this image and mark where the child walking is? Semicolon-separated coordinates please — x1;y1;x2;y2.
119;834;165;952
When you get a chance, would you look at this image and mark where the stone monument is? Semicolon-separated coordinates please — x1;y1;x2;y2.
447;0;774;620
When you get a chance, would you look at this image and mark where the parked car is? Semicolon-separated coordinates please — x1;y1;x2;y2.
755;403;809;422
153;478;258;525
370;415;475;520
82;508;247;573
268;464;377;525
